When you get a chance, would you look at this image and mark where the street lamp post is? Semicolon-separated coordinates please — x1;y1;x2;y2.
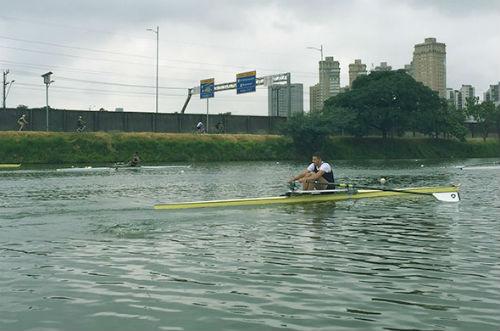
307;44;324;61
2;70;14;111
147;26;159;114
41;72;54;132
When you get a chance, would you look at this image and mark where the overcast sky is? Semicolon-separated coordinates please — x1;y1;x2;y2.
1;0;499;115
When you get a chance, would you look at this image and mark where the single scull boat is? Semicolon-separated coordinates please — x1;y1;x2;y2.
154;185;460;210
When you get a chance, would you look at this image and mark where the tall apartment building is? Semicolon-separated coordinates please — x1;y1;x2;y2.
404;63;414;77
460;84;475;108
484;82;500;106
348;59;367;87
268;83;304;117
310;56;341;112
373;62;392;72
446;88;461;109
319;56;341;105
309;83;321;112
412;37;447;98
446;85;476;110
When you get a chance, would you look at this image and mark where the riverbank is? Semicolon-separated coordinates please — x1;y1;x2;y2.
0;131;499;164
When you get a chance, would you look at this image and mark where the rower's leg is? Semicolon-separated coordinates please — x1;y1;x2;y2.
303;174;315;190
314;177;328;190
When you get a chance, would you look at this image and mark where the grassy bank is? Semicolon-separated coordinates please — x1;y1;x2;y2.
323;137;500;160
0;131;499;164
0;132;294;164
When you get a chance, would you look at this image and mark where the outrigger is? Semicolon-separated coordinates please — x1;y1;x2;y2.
154;184;460;210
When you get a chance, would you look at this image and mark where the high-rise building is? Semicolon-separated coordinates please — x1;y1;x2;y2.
446;88;461;109
348;59;367;87
268;83;304;117
404;63;414;77
319;56;341;105
411;37;447;98
373;62;392;72
309;56;341;112
460;84;475;108
309;83;321;112
484;82;500;106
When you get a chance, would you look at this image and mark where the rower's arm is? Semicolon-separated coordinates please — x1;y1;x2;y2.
292;169;310;181
308;170;324;180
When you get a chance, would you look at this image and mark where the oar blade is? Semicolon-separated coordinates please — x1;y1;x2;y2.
432;192;460;202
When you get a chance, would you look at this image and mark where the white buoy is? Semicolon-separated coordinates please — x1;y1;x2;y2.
420;164;424;167
180;170;185;173
379;177;386;184
276;161;280;164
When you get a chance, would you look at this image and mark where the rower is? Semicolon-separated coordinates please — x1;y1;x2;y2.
289;152;335;191
128;152;141;167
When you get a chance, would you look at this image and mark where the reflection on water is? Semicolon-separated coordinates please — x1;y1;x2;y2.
1;159;499;331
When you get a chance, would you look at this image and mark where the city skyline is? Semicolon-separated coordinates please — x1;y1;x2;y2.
1;0;499;115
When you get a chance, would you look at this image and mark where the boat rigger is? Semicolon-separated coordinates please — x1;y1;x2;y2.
154;185;460;210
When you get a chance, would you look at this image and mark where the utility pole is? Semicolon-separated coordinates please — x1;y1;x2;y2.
2;70;9;111
147;26;160;114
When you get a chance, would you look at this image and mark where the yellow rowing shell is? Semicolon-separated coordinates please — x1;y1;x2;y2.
154;186;459;210
0;164;21;169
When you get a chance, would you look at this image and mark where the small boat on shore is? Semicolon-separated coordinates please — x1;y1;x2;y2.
154;185;460;210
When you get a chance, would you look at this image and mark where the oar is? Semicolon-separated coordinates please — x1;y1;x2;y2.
291;181;460;202
339;183;460;202
458;161;500;169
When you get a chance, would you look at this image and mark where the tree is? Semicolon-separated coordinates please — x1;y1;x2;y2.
496;104;500;139
280;112;332;153
466;98;497;141
324;70;445;138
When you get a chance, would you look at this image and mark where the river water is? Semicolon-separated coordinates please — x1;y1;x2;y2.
1;159;499;331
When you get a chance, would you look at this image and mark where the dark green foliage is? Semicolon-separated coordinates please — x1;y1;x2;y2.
1;132;498;164
321;70;467;140
279;112;333;154
465;98;499;141
0;132;295;164
322;137;500;159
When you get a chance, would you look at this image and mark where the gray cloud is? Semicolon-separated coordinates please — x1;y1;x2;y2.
405;0;500;15
1;0;499;114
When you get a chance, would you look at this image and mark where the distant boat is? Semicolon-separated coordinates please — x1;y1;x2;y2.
55;166;112;173
460;165;500;170
55;164;191;173
459;162;500;170
114;164;191;170
0;164;21;169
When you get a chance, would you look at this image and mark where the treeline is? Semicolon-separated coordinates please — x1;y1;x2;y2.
281;70;500;152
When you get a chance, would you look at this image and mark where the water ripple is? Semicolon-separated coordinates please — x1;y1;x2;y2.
1;160;499;330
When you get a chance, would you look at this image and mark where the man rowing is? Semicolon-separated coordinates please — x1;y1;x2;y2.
289;152;335;190
128;152;141;167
